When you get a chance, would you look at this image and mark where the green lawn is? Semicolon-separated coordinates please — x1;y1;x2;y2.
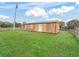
0;31;79;57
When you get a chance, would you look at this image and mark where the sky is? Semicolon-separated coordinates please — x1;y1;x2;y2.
0;2;79;23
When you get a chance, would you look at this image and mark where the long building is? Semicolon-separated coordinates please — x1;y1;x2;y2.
23;21;60;34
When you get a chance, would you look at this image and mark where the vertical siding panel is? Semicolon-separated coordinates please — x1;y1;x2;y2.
43;24;45;32
33;24;35;31
42;24;44;32
43;24;46;32
54;22;60;33
49;23;51;33
38;24;43;32
47;24;50;32
56;22;60;33
35;24;38;32
50;23;53;33
23;22;60;33
55;23;57;33
44;24;46;32
34;24;36;31
46;24;48;32
52;23;56;33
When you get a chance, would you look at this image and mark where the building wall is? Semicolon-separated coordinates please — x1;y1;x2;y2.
55;22;60;33
42;24;47;32
50;23;56;33
23;22;60;33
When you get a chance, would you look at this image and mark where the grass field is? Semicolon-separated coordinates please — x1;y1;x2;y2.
0;31;79;57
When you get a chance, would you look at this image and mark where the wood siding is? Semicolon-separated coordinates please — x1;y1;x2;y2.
23;22;60;34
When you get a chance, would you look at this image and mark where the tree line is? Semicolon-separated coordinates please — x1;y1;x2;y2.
0;21;21;28
60;19;79;31
0;19;79;30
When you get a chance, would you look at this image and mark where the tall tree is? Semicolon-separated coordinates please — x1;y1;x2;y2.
67;19;79;29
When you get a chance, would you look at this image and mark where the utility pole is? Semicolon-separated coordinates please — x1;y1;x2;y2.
13;3;18;30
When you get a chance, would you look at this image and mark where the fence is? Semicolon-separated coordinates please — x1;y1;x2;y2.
70;28;79;38
0;27;23;31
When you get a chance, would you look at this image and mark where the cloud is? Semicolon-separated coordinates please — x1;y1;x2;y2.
16;19;24;23
46;18;62;21
25;7;48;18
75;2;79;6
49;6;75;15
0;15;13;22
75;2;79;5
0;15;10;19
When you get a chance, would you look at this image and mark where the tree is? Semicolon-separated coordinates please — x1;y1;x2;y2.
0;21;13;28
60;21;66;30
67;19;79;29
15;22;21;27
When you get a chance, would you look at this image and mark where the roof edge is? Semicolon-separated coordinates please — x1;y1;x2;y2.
24;21;60;25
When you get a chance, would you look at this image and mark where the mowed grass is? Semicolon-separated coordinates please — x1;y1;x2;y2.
0;31;79;57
